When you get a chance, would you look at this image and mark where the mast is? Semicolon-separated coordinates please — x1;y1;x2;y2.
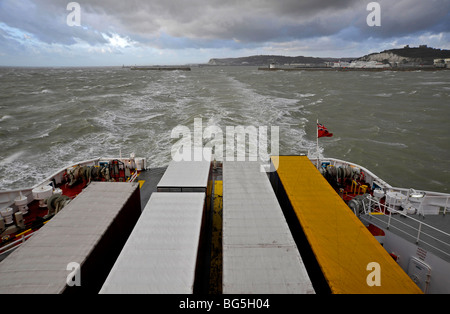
316;119;319;169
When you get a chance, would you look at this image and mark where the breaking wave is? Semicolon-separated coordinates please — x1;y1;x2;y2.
0;66;449;192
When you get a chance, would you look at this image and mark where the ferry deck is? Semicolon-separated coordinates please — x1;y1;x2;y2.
0;155;424;294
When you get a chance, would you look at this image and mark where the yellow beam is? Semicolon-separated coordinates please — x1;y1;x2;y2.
209;180;223;294
273;156;422;294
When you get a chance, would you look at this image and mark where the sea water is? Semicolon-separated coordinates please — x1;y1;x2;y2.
0;66;449;192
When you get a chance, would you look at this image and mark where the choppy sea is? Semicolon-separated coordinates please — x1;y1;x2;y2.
0;66;449;192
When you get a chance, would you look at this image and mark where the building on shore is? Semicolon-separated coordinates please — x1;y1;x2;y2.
331;60;390;69
433;59;450;68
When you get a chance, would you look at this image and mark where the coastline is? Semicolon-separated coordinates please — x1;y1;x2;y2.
257;67;450;72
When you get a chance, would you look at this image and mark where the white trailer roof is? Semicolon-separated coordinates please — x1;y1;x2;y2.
222;161;314;294
100;192;206;294
0;182;139;294
157;149;211;191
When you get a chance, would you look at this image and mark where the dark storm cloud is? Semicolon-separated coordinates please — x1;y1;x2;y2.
357;0;450;39
0;0;449;49
80;0;450;44
0;0;108;45
82;0;363;43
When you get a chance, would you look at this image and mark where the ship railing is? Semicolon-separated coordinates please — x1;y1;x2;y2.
308;155;393;189
1;156;146;209
386;187;450;215
0;232;35;261
361;196;450;260
128;171;138;183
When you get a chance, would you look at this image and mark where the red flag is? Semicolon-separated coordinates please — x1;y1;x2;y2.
317;123;333;138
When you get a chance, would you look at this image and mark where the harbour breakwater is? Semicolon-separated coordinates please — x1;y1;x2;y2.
129;66;191;71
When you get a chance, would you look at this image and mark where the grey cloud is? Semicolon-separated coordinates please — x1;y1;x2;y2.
83;0;450;45
352;0;450;39
83;0;361;40
0;0;108;45
1;0;449;50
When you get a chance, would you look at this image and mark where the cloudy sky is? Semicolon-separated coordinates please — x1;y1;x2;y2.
0;0;449;66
